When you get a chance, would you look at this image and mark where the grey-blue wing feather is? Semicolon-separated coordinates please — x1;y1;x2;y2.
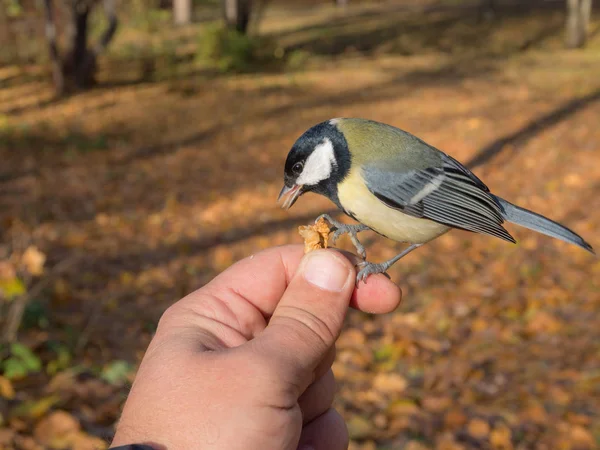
364;154;516;243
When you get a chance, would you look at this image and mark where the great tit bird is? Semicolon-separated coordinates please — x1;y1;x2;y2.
278;118;595;282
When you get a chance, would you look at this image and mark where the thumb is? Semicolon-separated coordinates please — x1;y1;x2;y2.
252;249;355;393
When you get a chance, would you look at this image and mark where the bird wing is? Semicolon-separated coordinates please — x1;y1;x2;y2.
362;153;516;242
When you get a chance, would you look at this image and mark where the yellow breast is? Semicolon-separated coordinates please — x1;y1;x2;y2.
337;169;450;244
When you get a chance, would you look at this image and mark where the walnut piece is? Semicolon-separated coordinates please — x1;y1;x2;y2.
298;217;332;253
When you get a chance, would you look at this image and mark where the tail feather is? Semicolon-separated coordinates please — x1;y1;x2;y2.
492;195;595;255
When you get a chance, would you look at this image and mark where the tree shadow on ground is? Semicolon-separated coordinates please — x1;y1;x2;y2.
466;88;600;170
74;208;340;276
276;0;565;58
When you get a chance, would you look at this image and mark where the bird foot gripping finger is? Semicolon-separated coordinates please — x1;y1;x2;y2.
331;226;368;259
315;214;369;259
355;261;391;284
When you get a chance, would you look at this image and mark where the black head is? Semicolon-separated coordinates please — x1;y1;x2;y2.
278;119;350;209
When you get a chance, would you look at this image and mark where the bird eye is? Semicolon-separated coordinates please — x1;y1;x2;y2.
292;162;303;174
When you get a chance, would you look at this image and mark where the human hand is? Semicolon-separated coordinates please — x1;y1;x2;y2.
111;245;402;450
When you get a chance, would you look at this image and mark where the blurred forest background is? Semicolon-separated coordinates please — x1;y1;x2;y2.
0;0;599;449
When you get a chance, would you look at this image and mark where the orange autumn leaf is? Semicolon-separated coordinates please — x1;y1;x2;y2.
22;246;46;276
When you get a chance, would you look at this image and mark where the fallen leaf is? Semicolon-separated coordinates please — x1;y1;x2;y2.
13;434;41;450
66;431;108;450
467;418;490;440
490;425;513;449
549;385;571;406
444;409;468;429
337;328;366;349
569;425;595;449
405;440;432;450
563;173;583;187
11;396;61;419
212;245;234;271
521;404;549;425
372;372;408;394
388;416;413;433
52;278;71;305
526;311;562;335
347;415;372;440
34;410;80;449
0;261;16;280
373;413;387;429
337;349;372;370
387;399;420;416
422;396;452;413
353;441;377;450
565;413;592;426
0;276;26;300
100;360;134;386
0;376;15;399
119;271;135;286
22;246;46;276
0;428;15;446
436;433;466;450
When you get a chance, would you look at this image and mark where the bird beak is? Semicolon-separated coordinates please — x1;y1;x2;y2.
278;184;303;209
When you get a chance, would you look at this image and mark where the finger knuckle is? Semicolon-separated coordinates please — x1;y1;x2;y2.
276;305;337;353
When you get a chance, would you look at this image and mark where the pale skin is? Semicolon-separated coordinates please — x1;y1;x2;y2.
111;245;402;450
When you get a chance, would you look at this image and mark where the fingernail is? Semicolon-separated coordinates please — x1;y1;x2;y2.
302;251;350;292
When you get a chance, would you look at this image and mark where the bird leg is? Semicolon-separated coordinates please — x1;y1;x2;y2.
356;244;423;284
315;214;370;259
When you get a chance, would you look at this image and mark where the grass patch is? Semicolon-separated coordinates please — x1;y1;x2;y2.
197;24;283;72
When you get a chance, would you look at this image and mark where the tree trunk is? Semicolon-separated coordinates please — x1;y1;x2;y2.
43;0;118;93
581;0;593;30
222;0;251;34
74;6;90;64
565;0;592;48
173;0;192;25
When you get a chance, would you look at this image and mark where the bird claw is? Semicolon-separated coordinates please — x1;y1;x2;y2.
355;261;390;284
315;214;335;226
330;228;343;242
315;214;368;259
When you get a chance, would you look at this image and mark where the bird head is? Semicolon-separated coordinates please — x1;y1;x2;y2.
278;119;350;209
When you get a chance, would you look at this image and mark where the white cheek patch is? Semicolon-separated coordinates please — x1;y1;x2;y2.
297;138;337;186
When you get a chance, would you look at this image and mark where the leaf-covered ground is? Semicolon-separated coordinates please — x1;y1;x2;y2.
1;2;599;449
